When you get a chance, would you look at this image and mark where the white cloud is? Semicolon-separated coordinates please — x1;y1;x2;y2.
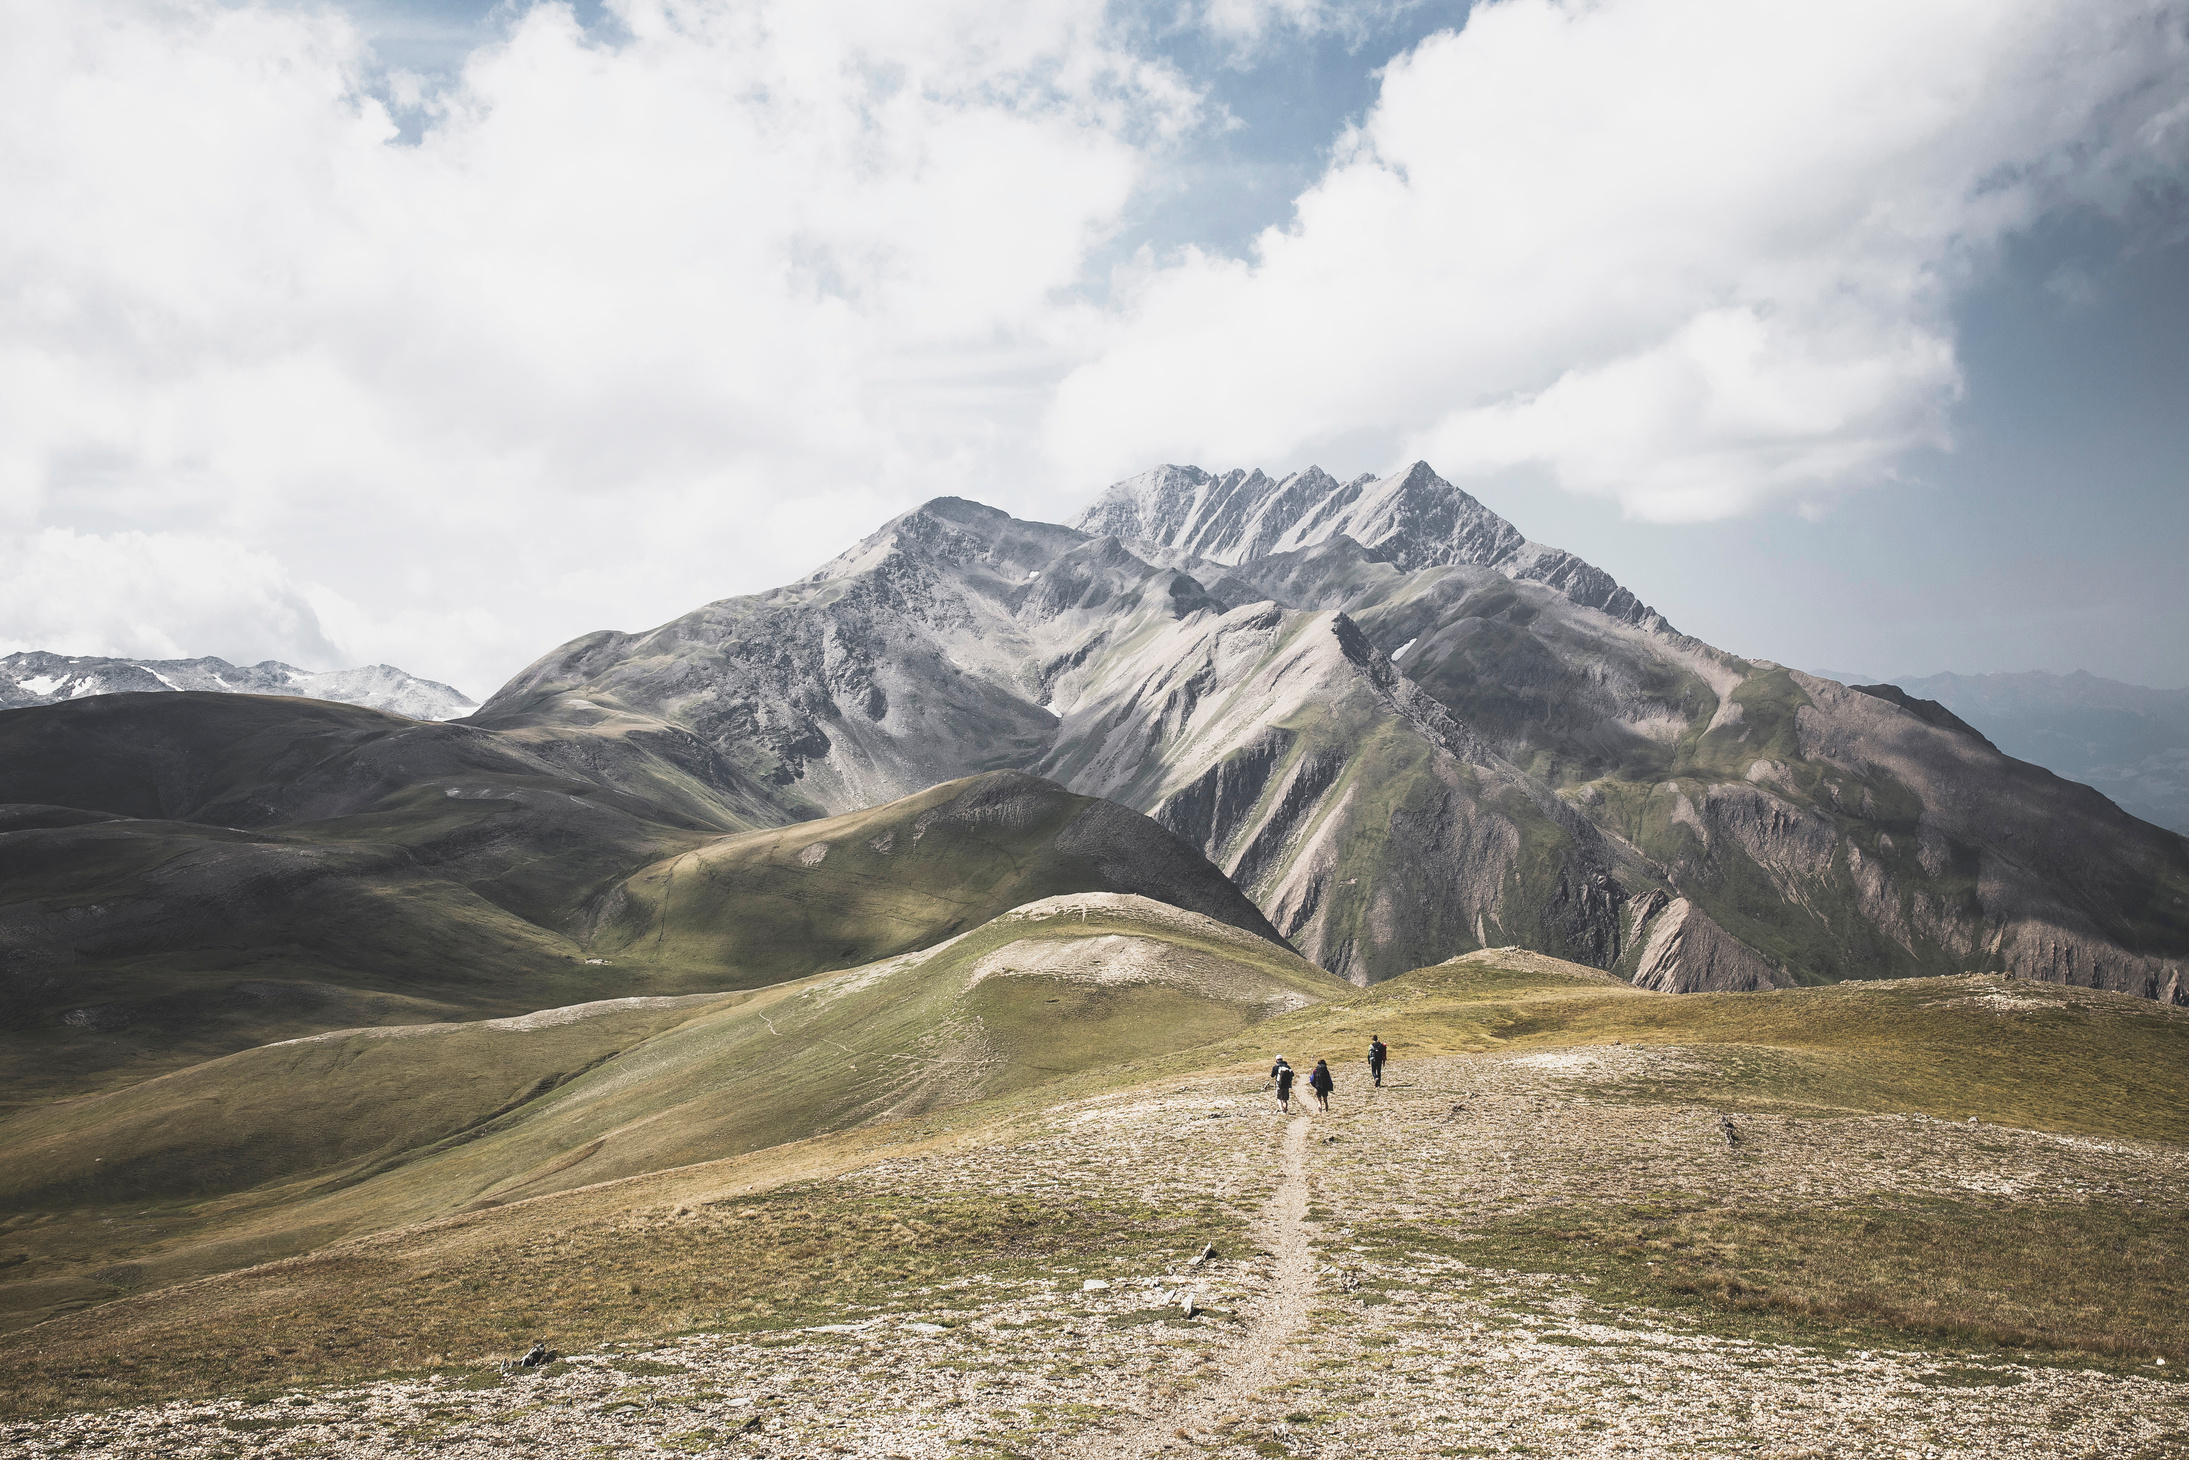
1048;0;2189;521
2;0;2184;700
0;0;1194;692
0;528;345;668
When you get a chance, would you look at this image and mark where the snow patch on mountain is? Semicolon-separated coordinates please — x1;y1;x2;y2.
0;653;475;720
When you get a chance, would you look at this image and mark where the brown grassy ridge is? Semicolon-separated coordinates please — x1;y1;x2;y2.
0;893;1339;1345
0;975;1284;1423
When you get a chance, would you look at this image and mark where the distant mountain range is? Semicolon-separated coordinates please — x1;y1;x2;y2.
0;652;474;721
1884;672;2189;838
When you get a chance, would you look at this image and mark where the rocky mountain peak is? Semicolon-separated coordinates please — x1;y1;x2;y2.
801;495;1083;591
1073;459;1673;634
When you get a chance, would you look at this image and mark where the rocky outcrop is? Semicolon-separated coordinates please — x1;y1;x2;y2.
1626;896;1789;993
1038;603;1635;983
1077;460;1672;632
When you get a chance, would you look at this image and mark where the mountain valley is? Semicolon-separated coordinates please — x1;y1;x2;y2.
3;954;2185;1457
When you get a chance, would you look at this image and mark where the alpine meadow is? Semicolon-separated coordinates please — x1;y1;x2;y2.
4;462;2187;1458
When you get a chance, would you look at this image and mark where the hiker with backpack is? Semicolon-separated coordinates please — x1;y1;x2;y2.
1308;1058;1334;1113
1271;1056;1296;1112
1368;1035;1388;1087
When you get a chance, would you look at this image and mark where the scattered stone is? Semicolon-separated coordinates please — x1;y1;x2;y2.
900;1322;946;1334
1082;1279;1111;1292
1188;1243;1218;1268
1180;1291;1198;1318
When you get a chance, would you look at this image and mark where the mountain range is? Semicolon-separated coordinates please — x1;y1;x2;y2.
478;462;2189;1000
0;652;474;721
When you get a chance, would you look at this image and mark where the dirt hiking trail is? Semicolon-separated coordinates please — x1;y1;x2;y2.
1059;1112;1314;1457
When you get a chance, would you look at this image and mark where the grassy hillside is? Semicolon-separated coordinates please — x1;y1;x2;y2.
0;689;780;834
0;695;1288;1104
1264;950;2189;1140
587;771;1290;984
0;893;1340;1344
1;947;2183;1428
0;811;661;1106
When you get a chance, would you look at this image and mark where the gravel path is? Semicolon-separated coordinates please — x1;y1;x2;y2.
1059;1112;1316;1457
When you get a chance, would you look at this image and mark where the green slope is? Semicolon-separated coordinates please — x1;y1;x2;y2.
1251;949;2189;1141
0;696;731;1102
0;893;1341;1334
0;696;1286;1104
589;770;1290;985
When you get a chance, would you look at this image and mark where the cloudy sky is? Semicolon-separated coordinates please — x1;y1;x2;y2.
5;0;2187;700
